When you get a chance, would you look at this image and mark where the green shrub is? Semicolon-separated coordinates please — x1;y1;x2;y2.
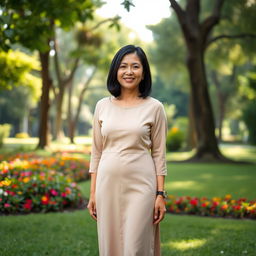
166;127;184;151
242;100;256;145
15;132;29;139
0;124;11;147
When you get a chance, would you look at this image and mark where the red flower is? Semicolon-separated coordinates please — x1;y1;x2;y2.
175;197;183;204
41;195;50;205
190;199;198;206
201;202;208;208
62;200;68;205
6;190;16;196
212;201;219;207
233;205;241;211
23;199;33;210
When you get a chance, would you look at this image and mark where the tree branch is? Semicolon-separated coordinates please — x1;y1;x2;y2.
53;32;62;86
169;0;186;23
91;16;120;31
74;67;97;126
207;33;256;47
186;0;200;24
201;0;225;43
63;57;80;85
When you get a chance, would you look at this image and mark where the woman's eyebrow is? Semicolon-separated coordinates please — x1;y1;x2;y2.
120;62;141;65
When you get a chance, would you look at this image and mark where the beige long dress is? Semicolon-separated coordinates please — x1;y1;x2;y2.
89;95;168;256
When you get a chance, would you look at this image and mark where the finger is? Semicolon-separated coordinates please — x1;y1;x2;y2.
154;207;159;220
158;208;167;222
154;208;166;224
88;202;97;221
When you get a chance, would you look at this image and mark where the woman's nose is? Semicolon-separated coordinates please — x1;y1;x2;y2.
126;66;133;74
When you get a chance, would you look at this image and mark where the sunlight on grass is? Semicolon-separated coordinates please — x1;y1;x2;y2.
5;137;38;144
166;151;194;161
4;136;92;152
220;144;256;163
165;180;202;191
198;173;214;179
163;239;207;251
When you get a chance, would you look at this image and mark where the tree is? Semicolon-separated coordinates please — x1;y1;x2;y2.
124;0;256;161
0;50;41;135
51;16;119;141
0;0;100;148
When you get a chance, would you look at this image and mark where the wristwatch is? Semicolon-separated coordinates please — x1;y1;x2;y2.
156;191;167;199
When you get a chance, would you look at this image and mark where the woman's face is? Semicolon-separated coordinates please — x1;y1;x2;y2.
117;52;144;92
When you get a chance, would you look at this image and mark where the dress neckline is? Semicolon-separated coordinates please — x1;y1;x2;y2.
108;96;151;109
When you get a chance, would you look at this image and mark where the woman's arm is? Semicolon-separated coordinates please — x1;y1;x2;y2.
150;103;168;224
153;175;166;225
87;173;97;221
87;101;103;221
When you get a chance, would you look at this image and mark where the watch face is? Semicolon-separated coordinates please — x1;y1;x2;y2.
156;191;167;198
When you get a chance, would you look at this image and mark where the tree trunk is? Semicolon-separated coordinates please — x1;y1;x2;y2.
54;86;65;140
169;0;236;162
186;42;223;160
186;93;197;150
37;51;51;149
67;80;75;144
211;70;226;142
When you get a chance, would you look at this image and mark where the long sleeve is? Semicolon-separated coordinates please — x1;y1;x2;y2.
150;103;168;176
88;102;103;173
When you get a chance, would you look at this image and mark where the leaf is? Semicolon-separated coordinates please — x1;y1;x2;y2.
121;0;135;12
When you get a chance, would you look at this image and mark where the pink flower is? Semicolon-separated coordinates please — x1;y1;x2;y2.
50;189;58;196
61;192;67;197
4;203;11;208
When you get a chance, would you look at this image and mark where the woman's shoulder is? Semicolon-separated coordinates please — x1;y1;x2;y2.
148;96;165;108
95;96;111;107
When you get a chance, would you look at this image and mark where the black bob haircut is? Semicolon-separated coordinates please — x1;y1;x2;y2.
107;45;152;98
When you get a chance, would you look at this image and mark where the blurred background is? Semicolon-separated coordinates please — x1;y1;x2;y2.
1;1;256;255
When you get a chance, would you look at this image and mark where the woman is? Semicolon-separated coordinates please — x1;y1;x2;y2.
87;45;168;256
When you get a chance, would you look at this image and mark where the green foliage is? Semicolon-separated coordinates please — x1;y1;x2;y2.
0;50;41;91
163;103;177;128
242;100;256;145
166;127;184;152
0;124;11;147
0;0;100;52
121;0;135;12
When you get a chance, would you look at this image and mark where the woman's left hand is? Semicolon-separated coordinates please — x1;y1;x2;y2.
153;195;166;225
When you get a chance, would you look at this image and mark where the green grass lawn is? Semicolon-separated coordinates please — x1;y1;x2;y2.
1;139;256;256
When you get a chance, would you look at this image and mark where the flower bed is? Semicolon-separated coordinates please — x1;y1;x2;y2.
0;160;85;214
1;153;90;182
166;194;256;219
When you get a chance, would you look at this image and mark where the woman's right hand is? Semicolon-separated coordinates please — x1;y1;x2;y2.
87;194;97;221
